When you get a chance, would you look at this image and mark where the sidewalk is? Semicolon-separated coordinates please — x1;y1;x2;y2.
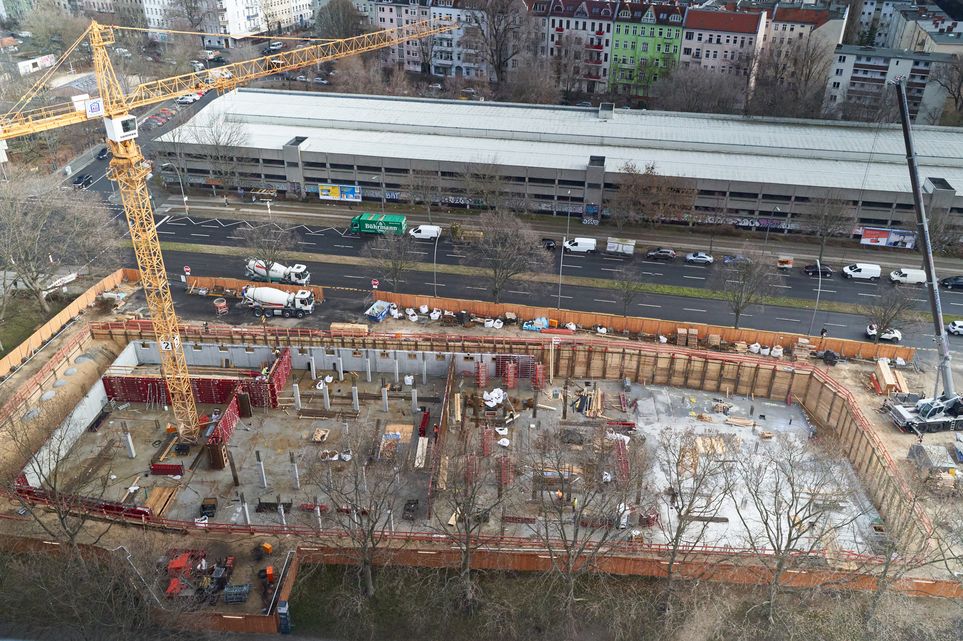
157;193;961;273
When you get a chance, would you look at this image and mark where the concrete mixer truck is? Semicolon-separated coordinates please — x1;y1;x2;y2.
244;259;310;285
241;286;316;318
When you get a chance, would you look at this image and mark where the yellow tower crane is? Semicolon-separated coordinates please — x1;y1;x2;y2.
1;20;454;442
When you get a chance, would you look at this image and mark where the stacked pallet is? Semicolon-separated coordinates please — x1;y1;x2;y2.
676;328;687;346
794;338;813;361
707;334;721;348
686;328;699;348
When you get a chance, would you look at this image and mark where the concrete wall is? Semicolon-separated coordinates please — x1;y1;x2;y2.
24;380;107;487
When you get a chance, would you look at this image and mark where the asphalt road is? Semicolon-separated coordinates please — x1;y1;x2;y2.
148;212;963;315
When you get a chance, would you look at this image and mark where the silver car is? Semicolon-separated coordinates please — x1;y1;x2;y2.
685;251;714;265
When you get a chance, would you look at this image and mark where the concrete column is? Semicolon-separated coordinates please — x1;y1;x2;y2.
314;497;322;530
256;450;267;488
309;356;316;380
241;492;251;525
336;357;344;381
290;452;300;490
122;424;136;459
351;386;360;412
292;383;302;411
411;388;419;413
382;386;389;413
278;501;287;527
422;358;428;385
393;358;400;384
322;383;330;410
365;358;372;383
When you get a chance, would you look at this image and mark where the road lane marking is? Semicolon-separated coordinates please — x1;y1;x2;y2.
334;244;354;248
201;224;218;228
226;235;243;240
593;299;616;303
851;281;877;286
155;215;171;227
814;289;837;293
158;231;174;235
562;264;583;269
773;285;791;289
641;271;662;277
167;222;187;226
465;286;487;291
857;293;880;297
682;275;705;280
950;302;963;306
602;257;624;262
425;282;446;287
776;317;800;322
410;251;429;255
637;303;661;308
683;308;706;313
825;322;847;327
600;267;621;272
342;275;364;279
911;299;927;303
446;253;466;258
508;290;529;295
297;242;316;246
189;233;210;237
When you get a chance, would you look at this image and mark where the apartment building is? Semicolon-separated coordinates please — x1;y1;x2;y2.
262;0;313;31
766;5;846;48
851;0;900;45
609;3;685;96
824;43;955;123
680;9;768;81
202;0;267;47
885;3;963;53
534;0;616;94
429;0;486;79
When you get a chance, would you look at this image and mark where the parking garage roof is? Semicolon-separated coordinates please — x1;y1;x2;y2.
161;89;963;195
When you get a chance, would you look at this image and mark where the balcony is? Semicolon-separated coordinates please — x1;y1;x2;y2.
583;71;602;80
555;27;564;32
595;30;604;36
585;43;604;50
586;57;603;65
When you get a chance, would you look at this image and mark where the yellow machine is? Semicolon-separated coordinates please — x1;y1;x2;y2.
1;20;454;442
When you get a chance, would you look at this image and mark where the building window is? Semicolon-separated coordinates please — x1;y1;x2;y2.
835;68;843;76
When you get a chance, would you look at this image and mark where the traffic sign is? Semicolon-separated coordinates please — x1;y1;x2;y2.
371;279;380;290
183;265;191;276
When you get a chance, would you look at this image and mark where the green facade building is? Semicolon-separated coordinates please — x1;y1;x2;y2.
610;3;685;97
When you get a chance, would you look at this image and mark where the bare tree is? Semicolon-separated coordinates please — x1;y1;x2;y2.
525;424;649;639
501;55;561;104
465;210;547;302
800;195;856;263
236;217;296;270
461;0;534;84
21;0;89;56
309;422;403;599
716;251;774;329
331;54;386;95
461;162;507;211
417;34;438;77
551;32;583;98
654;428;734;614
650;66;743;114
927;204;963;257
747;35;833;119
195;112;248;196
859;285;920;343
730;434;867;627
612;162;695;229
931;56;963;121
360;233;420;290
612;263;646;317
315;0;365;39
409;169;441;222
0;170;120;313
168;0;214;32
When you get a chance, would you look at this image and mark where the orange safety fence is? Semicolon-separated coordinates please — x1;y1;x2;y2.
374;291;917;362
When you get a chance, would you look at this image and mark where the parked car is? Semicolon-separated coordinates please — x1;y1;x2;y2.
296;75;307;82
890;268;926;285
210;55;225;64
842;263;881;281
803;264;834;278
313;77;328;84
175;93;200;105
461;88;477;95
947;320;963;336
72;174;93;189
562;237;597;253
866;325;902;342
96;147;110;160
684;251;714;265
427;82;442;90
575;101;592;107
941;275;963;290
158;107;176;116
722;254;751;266
541;238;557;251
645;247;677;261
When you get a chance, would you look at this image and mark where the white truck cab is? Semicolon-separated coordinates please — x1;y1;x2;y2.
842;263;881;281
408;225;442;240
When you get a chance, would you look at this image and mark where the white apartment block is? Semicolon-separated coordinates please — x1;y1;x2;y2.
824;43;954;124
765;5;846;49
142;0;176;35
203;0;267;47
429;0;487;79
262;0;312;31
885;3;963;54
852;0;900;46
535;0;617;95
680;9;768;81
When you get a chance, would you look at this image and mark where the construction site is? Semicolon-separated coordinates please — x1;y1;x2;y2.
1;270;960;634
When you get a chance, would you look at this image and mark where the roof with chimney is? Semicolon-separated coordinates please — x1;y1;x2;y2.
684;9;766;33
772;7;830;27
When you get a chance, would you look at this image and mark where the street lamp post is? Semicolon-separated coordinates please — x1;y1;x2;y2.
764;206;780;249
162;163;189;215
557;208;572;309
808;259;822;336
371;174;386;212
432;234;440;297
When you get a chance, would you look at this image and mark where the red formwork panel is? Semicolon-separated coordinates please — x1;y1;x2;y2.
150;463;185;476
240;379;271;407
103;376;171;404
267;348;292;409
208;388;241;446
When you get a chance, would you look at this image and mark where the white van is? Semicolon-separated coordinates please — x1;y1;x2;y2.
889;268;926;285
562;237;597;253
842;263;881;281
408;224;442;240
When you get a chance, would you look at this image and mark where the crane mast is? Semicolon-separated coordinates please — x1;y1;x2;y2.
2;19;455;442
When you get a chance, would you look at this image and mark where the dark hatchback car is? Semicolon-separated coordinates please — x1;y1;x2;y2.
541;238;557;251
645;247;677;261
96;147;110;160
72;174;93;189
803;264;834;278
940;275;963;290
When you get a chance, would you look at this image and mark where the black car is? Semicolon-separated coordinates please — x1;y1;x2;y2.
645;247;677;261
210;55;225;64
803;264;834;278
541;238;557;251
96;147;110;160
72;174;93;189
940;275;963;290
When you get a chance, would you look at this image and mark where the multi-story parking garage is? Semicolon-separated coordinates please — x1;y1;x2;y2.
155;89;963;234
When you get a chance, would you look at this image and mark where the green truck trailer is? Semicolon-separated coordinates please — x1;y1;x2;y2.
349;213;407;235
